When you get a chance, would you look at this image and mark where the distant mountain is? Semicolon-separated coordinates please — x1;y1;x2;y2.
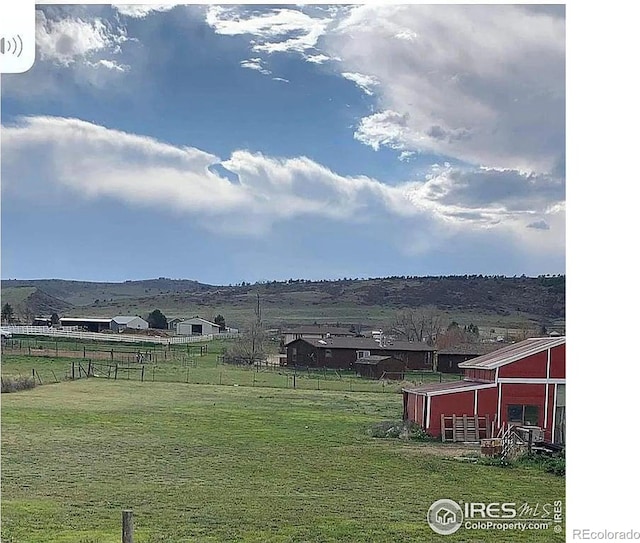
1;286;73;317
1;275;565;329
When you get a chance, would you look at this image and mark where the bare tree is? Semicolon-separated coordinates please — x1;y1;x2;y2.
225;293;265;364
392;309;444;346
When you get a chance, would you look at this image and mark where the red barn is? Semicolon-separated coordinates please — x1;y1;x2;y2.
402;337;566;444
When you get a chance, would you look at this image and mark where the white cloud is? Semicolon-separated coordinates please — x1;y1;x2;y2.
35;9;128;67
2;116;564;254
205;6;332;56
341;72;379;96
113;5;179;18
303;53;332;64
326;4;565;174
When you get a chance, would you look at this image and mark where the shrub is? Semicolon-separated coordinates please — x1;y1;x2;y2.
367;420;439;441
1;376;36;393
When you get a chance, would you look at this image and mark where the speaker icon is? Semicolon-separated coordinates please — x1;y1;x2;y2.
0;35;24;57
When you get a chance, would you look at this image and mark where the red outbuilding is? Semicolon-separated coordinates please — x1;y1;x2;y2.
402;337;565;444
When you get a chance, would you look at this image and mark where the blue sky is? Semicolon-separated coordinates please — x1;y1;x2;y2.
1;4;566;284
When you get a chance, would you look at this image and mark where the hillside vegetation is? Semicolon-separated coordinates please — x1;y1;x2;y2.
1;275;565;330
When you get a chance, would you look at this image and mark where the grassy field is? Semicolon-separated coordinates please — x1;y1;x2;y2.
1;380;565;542
1;351;461;393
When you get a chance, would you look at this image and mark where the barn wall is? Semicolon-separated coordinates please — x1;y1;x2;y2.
428;390;475;436
549;344;566;379
476;387;499;419
405;392;419;425
499;351;548;378
499;383;547;434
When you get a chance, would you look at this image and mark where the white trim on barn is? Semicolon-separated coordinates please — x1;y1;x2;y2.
497;378;565;384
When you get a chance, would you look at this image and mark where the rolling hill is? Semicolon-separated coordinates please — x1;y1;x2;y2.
1;275;565;331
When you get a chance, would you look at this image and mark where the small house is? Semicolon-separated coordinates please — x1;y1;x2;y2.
435;343;503;373
166;317;184;331
285;337;435;370
282;325;357;345
110;316;149;332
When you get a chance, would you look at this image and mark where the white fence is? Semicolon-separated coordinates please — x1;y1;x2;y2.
1;326;239;345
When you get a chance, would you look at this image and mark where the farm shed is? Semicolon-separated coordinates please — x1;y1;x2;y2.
285;337;435;370
435;343;503;374
59;317;111;332
176;317;220;336
110;316;149;332
403;337;566;444
354;355;405;380
32;317;53;326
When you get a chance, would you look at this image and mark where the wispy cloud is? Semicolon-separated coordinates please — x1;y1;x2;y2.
112;4;180;18
341;72;379;96
35;9;129;67
240;58;271;75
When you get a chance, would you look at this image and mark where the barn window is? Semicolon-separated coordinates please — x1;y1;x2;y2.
507;404;540;426
356;350;370;359
291;347;297;362
325;349;333;358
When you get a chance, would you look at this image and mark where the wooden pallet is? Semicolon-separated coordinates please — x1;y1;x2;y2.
441;414;496;443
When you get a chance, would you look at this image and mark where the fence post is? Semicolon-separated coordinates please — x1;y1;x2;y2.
122;509;134;543
72;361;75;380
114;363;118;380
141;366;145;382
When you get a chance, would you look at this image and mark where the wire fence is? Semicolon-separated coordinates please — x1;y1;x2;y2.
2;336;211;365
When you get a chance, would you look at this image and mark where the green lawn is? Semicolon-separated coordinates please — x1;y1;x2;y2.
1;380;565;542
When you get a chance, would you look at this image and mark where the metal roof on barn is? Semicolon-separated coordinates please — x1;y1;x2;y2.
402;380;493;395
457;337;565;370
112;316;144;324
